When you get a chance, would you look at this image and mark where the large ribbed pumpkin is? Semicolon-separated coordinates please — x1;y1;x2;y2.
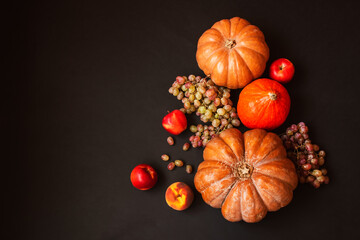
196;17;269;89
194;128;298;223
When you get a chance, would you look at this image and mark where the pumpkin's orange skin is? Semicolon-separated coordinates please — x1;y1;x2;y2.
237;78;291;130
194;128;298;223
196;17;269;89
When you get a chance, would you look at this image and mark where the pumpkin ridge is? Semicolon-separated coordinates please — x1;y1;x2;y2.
237;25;264;42
252;172;293;208
249;178;268;210
228;49;246;88
254;154;283;167
244;130;267;164
233;48;254;79
235;47;265;78
208;179;237;207
238;37;269;59
237;45;266;64
200;174;235;194
241;180;267;222
221;179;240;208
230;17;247;39
229;17;240;39
212;19;231;39
205;49;228;77
251;175;282;209
198;160;232;170
228;50;239;88
253;141;283;167
253;171;294;191
218;131;242;164
197;42;225;71
198;28;225;48
212;51;230;86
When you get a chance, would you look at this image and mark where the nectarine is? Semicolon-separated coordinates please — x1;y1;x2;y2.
165;182;194;211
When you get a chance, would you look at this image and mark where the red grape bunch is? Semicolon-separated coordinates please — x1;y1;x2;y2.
280;122;330;188
169;75;241;148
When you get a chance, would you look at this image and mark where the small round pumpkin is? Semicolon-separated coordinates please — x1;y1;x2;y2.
194;128;297;223
196;17;269;89
237;78;291;130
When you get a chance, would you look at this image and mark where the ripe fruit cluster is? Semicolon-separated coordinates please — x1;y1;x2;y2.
280;122;329;188
169;75;240;148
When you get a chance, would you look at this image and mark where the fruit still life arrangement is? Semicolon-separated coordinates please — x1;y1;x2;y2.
130;17;330;223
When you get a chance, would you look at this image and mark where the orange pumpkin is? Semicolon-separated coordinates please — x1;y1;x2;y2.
194;128;298;223
196;17;269;89
237;78;291;130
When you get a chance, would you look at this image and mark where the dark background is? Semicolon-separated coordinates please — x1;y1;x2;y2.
6;0;360;239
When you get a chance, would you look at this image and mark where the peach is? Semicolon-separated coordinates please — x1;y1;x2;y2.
165;182;194;211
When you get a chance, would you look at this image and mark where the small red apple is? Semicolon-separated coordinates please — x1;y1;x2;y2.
269;58;295;83
130;164;158;190
162;110;187;135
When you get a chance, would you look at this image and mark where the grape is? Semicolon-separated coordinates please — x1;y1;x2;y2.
223;91;230;98
167;162;175;171
174;160;184;167
217;108;226;115
177;91;184;100
311;169;322;177
173;88;179;96
190;125;197;133
221;98;228;105
188;74;195;81
194;99;201;108
167;136;174;146
189;85;196;93
185;165;193;174
183;143;190;151
195;92;202;100
197;124;204;132
208;104;217;112
280;122;329;188
214;98;221;106
204;98;211;105
212;119;220;127
221;119;228;126
204;110;212;119
224;105;232;112
231;119;241;127
176;76;185;84
161;154;170;161
198;86;206;94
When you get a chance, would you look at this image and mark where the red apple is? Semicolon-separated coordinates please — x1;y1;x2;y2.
162;110;187;135
269;58;295;83
130;164;158;190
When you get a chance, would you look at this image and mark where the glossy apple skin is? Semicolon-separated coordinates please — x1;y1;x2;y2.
165;182;194;211
162;110;187;135
130;164;158;190
269;58;295;83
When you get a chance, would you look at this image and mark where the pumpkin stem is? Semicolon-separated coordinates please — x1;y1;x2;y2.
269;92;278;101
225;39;236;49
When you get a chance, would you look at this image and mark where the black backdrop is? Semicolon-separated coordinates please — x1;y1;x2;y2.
6;0;360;239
